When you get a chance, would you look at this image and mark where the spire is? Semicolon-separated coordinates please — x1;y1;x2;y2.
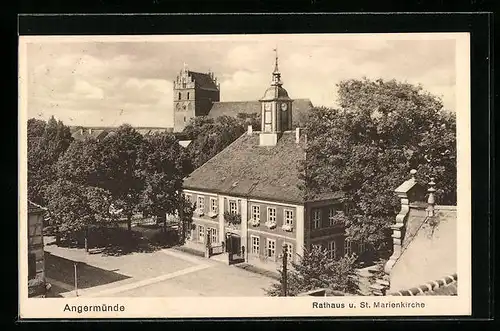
183;62;188;72
271;47;282;87
273;47;279;73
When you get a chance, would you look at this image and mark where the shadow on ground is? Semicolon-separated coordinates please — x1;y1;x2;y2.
45;251;131;290
52;225;182;257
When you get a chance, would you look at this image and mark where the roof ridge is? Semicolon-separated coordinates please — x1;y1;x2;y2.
188;70;210;75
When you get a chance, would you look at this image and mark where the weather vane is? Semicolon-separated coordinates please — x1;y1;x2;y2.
273;47;279;71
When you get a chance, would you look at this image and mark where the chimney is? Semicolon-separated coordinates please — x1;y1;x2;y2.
295;128;300;143
247;125;253;135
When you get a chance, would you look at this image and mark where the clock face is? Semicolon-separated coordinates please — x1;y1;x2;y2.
264;103;272;111
281;103;288;111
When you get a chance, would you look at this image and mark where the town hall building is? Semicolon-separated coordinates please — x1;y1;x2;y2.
181;54;356;271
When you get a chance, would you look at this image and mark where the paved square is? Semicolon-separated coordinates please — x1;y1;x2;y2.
44;240;274;297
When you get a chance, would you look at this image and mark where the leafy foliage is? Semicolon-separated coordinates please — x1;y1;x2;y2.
301;78;456;255
45;179;113;238
137;132;193;223
27;117;73;205
98;125;145;230
184;114;260;169
223;211;241;225
266;246;359;296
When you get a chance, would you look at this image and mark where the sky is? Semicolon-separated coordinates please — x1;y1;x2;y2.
22;34;457;128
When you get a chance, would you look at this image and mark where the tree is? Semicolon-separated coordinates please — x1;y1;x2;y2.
99;125;144;232
27;116;73;205
266;246;359;296
301;78;456;256
177;196;195;245
236;112;261;131
137;132;193;232
52;136;115;247
45;179;112;251
185;115;255;169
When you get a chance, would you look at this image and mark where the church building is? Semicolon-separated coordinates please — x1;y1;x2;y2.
172;63;314;132
181;53;353;271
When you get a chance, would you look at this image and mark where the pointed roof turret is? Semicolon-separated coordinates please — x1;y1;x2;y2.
271;47;282;87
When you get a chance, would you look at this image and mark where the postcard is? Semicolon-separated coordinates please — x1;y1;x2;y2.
19;32;471;318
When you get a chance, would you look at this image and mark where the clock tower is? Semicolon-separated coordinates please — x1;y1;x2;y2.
259;49;293;146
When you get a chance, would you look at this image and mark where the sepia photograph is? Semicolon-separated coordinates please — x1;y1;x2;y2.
19;32;471;318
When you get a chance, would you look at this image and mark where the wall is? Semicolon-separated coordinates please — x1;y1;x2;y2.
389;206;457;292
173;88;196;132
28;212;45;282
305;201;346;256
183;189;304;271
184;190;220;244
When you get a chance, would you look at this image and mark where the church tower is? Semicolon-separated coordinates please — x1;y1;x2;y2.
259;49;293;146
173;64;220;132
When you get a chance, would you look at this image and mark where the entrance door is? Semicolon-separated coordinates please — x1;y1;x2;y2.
226;233;241;255
226;233;244;264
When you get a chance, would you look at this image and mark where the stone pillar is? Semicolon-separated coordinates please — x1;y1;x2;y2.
240;198;248;262
295;205;305;259
426;178;436;217
384;169;424;276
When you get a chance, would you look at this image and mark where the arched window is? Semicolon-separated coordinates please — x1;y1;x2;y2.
178;92;182;100
344;239;352;256
328;240;336;259
187;92;190;100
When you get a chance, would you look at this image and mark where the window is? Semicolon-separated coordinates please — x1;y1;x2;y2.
178;92;181;100
197;196;205;212
198;225;205;242
344;203;353;216
328;240;336;259
358;241;366;254
210;198;218;214
28;253;36;279
251;205;260;220
267;207;276;223
312;209;321;229
266;239;276;258
209;228;217;244
264;111;272;123
264;109;272;132
251;236;260;255
229;200;238;214
183;116;186;122
185;193;192;204
328;208;336;226
284;209;294;226
187;92;190;100
344;239;352;256
284;243;293;261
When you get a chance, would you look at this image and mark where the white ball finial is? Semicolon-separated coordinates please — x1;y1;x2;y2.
410;169;417;180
